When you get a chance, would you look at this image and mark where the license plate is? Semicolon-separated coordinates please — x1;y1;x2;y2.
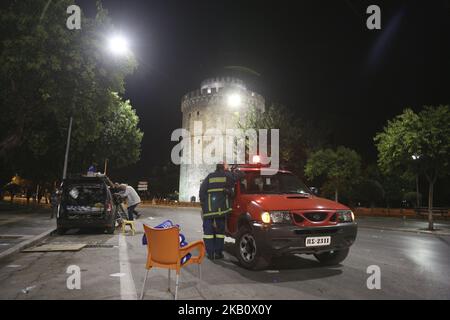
305;236;331;247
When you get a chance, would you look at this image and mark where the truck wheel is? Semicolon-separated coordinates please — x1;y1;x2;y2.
235;226;271;270
314;248;349;265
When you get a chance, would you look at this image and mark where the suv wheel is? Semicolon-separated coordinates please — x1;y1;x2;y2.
235;226;271;270
314;248;349;265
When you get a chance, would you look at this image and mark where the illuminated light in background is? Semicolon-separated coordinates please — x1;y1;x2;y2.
227;93;241;108
108;35;129;56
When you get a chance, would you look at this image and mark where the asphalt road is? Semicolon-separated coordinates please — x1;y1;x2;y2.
0;206;449;300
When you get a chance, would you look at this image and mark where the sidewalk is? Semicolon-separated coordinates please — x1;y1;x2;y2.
356;216;450;236
0;203;56;260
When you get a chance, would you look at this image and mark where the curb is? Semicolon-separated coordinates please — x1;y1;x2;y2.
140;204;201;210
358;225;450;236
0;228;56;261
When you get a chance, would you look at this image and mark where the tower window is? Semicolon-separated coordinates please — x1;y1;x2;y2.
197;111;200;116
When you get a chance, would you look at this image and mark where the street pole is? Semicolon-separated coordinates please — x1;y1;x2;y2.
104;158;108;175
62;116;73;180
415;173;420;208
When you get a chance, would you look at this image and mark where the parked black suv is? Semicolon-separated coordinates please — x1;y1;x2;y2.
57;176;115;234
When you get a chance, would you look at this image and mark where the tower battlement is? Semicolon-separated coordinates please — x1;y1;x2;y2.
200;76;246;90
181;77;264;113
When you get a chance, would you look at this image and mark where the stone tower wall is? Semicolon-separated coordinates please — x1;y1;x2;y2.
179;77;265;202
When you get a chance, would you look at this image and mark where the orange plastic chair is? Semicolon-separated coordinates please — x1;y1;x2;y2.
140;224;205;300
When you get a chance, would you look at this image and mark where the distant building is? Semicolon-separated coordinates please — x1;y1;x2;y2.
178;77;265;202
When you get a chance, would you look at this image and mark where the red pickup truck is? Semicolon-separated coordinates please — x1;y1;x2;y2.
226;165;357;269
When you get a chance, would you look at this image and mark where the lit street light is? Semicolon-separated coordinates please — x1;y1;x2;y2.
108;34;130;56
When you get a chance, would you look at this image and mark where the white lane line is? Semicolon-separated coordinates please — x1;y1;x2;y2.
118;234;137;300
110;273;126;277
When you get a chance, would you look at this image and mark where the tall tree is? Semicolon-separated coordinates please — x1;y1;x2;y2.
374;106;450;230
304;146;361;202
239;104;307;176
0;0;139;181
76;92;144;172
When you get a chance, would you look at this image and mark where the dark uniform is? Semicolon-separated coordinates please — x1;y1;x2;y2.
199;167;237;259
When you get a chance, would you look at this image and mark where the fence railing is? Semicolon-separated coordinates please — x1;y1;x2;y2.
354;207;449;219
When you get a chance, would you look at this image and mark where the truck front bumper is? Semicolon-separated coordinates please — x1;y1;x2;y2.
250;222;357;255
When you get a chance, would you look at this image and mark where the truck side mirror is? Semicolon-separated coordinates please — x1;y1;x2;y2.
309;187;319;195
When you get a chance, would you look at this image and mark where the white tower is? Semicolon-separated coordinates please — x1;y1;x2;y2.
179;77;265;202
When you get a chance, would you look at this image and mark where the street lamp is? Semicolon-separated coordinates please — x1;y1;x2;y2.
108;34;130;56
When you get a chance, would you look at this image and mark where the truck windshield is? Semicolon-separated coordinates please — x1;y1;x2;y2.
240;172;311;195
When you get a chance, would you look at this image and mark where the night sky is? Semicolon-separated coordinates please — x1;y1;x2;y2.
78;0;450;181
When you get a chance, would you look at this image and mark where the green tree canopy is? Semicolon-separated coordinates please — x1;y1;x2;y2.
239;104;307;176
0;0;140;183
304;146;361;202
77;92;144;171
374;105;450;230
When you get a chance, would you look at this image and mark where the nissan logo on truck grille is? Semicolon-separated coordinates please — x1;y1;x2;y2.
303;212;329;222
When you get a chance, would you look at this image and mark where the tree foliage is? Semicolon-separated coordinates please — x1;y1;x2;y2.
240;104;307;176
374;105;450;229
0;0;140;183
78;92;144;170
304;146;361;202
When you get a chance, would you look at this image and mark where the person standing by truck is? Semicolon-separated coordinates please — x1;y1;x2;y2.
116;184;141;220
50;188;60;219
199;162;239;260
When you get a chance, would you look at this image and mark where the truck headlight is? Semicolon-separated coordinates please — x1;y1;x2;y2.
270;211;291;223
261;212;271;224
336;210;354;223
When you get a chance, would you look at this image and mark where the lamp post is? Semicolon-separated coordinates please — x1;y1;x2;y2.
62;116;73;180
412;154;420;208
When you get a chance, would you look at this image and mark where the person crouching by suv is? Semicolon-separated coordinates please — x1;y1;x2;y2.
115;183;141;220
199;162;238;260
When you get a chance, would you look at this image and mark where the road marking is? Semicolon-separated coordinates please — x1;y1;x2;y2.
118;234;137;300
110;273;126;277
6;265;21;268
